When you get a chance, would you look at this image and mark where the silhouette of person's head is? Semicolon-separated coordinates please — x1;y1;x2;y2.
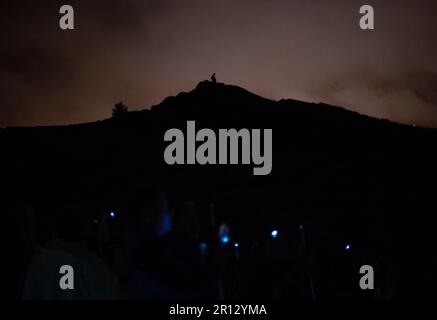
52;203;87;243
148;190;171;236
211;73;216;83
132;190;171;236
172;201;200;239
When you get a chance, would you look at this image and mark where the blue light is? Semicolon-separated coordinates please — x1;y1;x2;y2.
156;211;172;236
345;244;351;251
110;211;116;219
221;236;230;244
271;230;279;238
234;242;239;248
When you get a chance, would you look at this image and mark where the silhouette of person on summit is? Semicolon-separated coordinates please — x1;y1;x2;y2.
211;73;216;83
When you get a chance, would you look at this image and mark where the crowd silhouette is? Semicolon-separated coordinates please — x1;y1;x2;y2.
0;189;399;300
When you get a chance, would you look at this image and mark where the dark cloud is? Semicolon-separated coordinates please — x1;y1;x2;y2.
1;0;437;127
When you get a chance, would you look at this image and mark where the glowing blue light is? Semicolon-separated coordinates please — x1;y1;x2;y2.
156;211;172;236
271;230;279;238
221;236;230;244
234;243;239;248
110;211;116;219
345;244;351;251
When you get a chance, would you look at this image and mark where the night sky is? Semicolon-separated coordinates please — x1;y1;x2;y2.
1;0;437;127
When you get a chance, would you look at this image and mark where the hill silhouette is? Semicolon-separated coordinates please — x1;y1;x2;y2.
2;80;437;220
2;80;437;298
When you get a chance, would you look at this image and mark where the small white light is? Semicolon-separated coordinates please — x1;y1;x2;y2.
271;230;279;238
